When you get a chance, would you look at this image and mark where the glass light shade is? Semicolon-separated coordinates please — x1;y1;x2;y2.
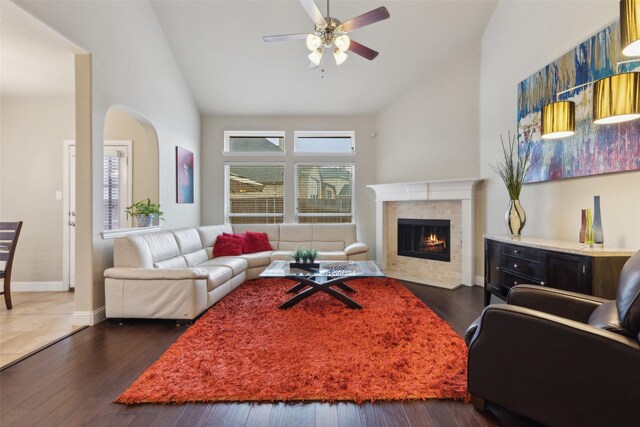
621;0;640;56
334;34;350;52
308;49;323;65
306;34;322;51
593;72;640;124
334;49;348;65
541;101;575;139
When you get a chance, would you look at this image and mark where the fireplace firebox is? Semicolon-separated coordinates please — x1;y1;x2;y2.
397;218;451;262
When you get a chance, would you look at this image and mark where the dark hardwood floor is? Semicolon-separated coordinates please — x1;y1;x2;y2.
0;282;512;427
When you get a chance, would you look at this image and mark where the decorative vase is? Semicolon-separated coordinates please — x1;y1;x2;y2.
579;209;587;244
593;195;604;247
505;199;526;237
136;214;153;227
584;208;595;246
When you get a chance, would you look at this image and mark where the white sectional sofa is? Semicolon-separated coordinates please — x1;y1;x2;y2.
104;223;368;320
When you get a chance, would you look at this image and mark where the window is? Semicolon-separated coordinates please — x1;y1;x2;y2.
225;163;285;224
294;131;355;154
224;131;285;154
295;163;354;223
103;144;131;230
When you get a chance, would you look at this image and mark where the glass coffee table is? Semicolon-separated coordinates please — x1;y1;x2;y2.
260;261;384;309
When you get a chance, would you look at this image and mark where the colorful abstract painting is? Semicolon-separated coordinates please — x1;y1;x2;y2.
517;21;640;183
176;146;194;203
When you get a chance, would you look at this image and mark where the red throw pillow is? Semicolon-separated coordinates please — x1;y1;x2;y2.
223;232;250;254
213;235;243;257
245;231;272;253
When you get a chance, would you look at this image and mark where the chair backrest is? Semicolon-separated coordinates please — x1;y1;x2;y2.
616;249;640;337
0;221;23;277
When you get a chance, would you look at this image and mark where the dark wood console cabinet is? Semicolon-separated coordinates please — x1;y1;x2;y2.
484;235;633;306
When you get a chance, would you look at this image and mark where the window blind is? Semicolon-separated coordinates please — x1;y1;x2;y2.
296;164;354;223
227;164;285;224
103;154;120;230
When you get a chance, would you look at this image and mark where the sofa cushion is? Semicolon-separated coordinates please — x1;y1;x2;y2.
232;224;279;250
270;250;294;262
280;224;312;243
312;224;357;246
184;249;209;267
213;235;243;257
344;242;368;256
153;255;187;269
172;228;203;254
223;233;250;253
202;257;248;276
238;251;272;268
114;236;154;268
200;265;233;291
316;251;349;261
197;224;234;248
142;231;181;263
245;231;273;253
616;250;640;336
311;241;345;251
279;241;312;251
588;301;631;336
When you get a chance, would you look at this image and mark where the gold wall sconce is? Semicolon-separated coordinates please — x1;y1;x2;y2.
621;0;640;56
593;71;640;124
541;101;576;139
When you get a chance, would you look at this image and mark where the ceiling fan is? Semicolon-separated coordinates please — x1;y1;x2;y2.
263;0;390;68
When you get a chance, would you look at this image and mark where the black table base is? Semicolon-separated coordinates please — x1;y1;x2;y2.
279;276;361;309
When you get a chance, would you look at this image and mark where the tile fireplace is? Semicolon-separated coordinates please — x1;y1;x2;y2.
367;179;481;288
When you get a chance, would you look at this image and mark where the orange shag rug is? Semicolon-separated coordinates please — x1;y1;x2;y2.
116;278;469;404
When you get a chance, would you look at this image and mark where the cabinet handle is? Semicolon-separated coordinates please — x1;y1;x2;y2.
496;266;500;270
540;281;545;286
513;249;518;254
513;264;518;269
513;281;518;286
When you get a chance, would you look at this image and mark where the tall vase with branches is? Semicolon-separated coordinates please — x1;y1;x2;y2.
491;131;533;237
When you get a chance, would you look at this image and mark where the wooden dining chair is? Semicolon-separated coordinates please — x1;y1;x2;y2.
0;221;23;310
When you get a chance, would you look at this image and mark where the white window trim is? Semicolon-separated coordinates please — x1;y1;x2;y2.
293;130;356;156
294;161;355;223
223;130;286;156
224;161;286;224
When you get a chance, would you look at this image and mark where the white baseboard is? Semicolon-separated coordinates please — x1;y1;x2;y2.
11;281;66;292
73;306;106;325
474;275;484;286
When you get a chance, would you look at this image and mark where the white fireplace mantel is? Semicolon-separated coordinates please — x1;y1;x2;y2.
367;178;482;287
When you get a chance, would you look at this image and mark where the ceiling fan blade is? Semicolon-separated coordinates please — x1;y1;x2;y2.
348;40;379;60
298;0;327;27
340;6;390;32
263;33;309;43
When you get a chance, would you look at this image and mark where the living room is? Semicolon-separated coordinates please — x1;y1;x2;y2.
1;1;639;426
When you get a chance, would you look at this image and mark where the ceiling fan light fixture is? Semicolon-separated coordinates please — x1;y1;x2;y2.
306;34;323;51
308;49;323;65
334;49;348;65
334;34;350;52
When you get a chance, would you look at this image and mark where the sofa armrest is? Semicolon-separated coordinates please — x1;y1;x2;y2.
344;241;368;255
104;267;210;280
507;284;608;322
468;304;640;427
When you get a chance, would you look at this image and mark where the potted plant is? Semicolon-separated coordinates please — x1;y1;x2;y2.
292;248;305;263
125;198;165;227
490;131;533;237
306;248;319;263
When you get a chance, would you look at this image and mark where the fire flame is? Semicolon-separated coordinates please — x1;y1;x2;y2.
424;234;446;250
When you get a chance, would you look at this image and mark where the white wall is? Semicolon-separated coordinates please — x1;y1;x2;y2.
479;0;640;277
376;38;481;183
15;0;200;318
0;97;74;283
202;115;378;258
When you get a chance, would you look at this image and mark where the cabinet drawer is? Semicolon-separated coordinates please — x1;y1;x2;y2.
501;270;541;292
501;243;542;261
502;254;542;279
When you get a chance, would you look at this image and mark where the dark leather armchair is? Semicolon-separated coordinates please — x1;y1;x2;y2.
465;250;640;427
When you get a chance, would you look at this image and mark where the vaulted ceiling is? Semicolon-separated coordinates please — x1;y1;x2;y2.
2;0;497;116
